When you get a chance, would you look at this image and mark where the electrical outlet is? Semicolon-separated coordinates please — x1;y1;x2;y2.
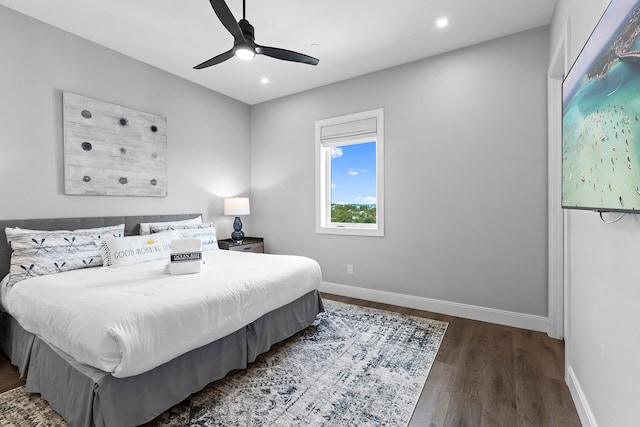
347;264;353;275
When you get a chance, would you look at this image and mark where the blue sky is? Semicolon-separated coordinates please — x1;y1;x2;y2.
330;141;376;205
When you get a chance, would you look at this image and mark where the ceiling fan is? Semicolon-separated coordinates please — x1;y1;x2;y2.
194;0;319;69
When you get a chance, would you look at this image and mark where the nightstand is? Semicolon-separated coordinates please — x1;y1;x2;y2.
218;237;264;253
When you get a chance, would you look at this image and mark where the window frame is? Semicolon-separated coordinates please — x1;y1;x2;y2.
315;108;384;237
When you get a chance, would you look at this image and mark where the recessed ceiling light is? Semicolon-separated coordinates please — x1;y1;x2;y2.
260;77;269;84
310;43;320;48
436;17;449;28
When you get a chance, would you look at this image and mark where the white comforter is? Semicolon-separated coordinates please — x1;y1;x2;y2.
0;250;321;378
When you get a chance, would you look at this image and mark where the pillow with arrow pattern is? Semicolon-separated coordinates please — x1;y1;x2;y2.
5;224;124;287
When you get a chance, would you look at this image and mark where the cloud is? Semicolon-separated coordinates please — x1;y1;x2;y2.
331;183;338;188
355;196;377;204
330;147;343;158
347;168;367;176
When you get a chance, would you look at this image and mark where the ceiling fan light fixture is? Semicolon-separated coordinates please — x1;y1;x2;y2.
234;45;255;60
194;0;319;69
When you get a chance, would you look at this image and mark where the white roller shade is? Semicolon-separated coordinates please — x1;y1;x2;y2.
320;116;377;146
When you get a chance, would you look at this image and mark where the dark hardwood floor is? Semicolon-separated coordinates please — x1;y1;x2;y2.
321;293;582;427
0;293;581;426
0;352;24;394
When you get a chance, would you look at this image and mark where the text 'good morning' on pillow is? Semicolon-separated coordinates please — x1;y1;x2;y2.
139;216;202;235
100;230;181;267
150;223;219;251
5;224;125;287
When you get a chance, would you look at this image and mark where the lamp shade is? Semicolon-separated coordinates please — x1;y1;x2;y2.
224;198;250;216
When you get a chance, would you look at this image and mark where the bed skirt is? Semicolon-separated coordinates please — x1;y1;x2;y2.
1;290;324;427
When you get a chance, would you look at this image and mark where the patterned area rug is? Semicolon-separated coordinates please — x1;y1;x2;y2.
0;299;447;426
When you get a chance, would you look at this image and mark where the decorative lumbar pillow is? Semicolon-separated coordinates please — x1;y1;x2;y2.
139;216;202;235
100;230;180;267
150;223;219;251
169;238;203;275
5;224;125;287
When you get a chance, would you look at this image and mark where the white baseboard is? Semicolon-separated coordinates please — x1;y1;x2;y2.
566;366;598;427
319;281;549;332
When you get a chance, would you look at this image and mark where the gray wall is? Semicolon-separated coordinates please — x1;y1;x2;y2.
250;27;550;317
0;4;552;326
551;1;640;426
0;6;251;237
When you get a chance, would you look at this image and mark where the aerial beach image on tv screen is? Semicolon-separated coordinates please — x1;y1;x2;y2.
563;0;640;211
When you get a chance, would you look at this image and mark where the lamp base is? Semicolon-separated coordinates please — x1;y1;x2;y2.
231;216;244;244
231;231;244;244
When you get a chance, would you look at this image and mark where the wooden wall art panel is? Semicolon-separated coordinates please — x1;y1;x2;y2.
63;92;168;197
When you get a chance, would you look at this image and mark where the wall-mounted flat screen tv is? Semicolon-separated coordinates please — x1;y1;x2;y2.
563;0;640;213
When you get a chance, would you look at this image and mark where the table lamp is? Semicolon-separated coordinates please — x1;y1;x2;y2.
224;197;250;243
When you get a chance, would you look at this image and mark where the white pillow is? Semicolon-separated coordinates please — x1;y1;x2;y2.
150;223;219;251
139;216;202;235
5;224;125;286
100;230;180;267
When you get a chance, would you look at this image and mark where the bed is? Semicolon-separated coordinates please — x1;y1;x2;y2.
0;214;324;426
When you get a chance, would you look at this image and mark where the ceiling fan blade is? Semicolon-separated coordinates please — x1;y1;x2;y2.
194;48;235;69
256;45;319;66
209;0;244;41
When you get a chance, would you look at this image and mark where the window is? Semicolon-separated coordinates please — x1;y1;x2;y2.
315;108;384;236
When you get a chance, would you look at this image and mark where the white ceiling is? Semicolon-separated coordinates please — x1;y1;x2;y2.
0;0;557;105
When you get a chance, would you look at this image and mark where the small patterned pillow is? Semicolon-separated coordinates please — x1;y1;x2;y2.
5;224;125;287
100;230;181;267
150;223;219;251
139;216;202;235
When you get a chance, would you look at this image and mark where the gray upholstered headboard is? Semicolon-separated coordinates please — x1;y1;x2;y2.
0;213;201;279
